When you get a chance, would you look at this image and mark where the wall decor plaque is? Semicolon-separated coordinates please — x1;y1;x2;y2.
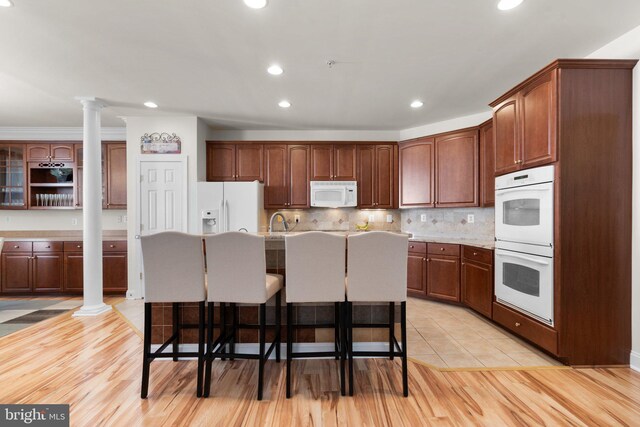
140;132;181;154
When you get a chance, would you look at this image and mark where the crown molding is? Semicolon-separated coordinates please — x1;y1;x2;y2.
0;127;126;141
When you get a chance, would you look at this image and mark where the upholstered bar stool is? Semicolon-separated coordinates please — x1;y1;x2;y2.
346;231;409;397
284;232;347;398
203;232;283;401
140;232;206;398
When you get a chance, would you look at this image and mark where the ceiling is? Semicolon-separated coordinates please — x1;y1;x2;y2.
1;0;639;130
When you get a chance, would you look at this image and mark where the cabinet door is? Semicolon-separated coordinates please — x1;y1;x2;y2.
462;260;493;318
1;253;31;292
356;145;375;208
435;130;478;207
520;71;557;168
427;255;460;302
63;253;84;292
32;253;64;292
236;144;263;181
103;253;128;293
375;145;395;208
206;143;236;181
264;145;288;208
399;139;434;207
26;144;50;162
407;253;427;297
310;145;333;181
0;144;26;209
479;120;495;207
106;144;127;209
333;144;357;181
288;145;310;208
50;144;74;161
493;97;520;176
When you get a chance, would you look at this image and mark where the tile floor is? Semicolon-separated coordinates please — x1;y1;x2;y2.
406;298;562;368
0;299;82;338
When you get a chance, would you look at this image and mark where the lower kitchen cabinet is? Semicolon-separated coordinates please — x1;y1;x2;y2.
32;252;64;292
63;251;84;292
407;242;427;297
461;246;494;318
427;255;460;302
103;252;128;293
1;252;32;292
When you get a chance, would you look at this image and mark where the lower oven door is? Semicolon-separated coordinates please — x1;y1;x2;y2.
495;248;554;326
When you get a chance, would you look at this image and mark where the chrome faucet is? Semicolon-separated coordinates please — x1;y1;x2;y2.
269;212;289;233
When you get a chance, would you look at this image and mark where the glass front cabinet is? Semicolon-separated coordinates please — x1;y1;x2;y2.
0;144;26;209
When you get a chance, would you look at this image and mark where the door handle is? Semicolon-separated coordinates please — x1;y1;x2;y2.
495;186;551;196
225;200;229;232
497;251;550;266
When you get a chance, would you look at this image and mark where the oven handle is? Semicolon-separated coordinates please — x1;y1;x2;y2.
495;186;551;196
497;251;551;266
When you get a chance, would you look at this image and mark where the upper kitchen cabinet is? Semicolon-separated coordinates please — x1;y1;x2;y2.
479;119;495;207
288;145;310;208
310;144;357;181
491;69;557;176
434;129;478;207
263;144;310;209
0;144;26;209
356;144;396;209
399;138;434;207
206;143;263;182
26;143;74;162
105;143;127;209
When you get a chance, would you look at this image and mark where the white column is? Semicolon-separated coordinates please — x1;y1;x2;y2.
73;97;112;317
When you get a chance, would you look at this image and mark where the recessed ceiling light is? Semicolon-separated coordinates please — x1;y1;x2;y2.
244;0;267;9
278;100;291;108
0;0;14;7
144;101;158;108
267;64;284;75
497;0;523;11
410;100;424;109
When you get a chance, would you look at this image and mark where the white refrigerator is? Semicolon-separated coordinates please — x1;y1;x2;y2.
197;181;266;234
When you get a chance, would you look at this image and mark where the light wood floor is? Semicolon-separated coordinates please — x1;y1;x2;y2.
0;299;639;426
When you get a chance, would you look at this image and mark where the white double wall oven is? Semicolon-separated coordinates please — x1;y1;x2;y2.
494;165;555;326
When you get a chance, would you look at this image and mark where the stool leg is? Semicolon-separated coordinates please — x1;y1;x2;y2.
172;302;179;362
348;301;354;396
389;302;395;361
204;302;214;398
197;301;205;398
258;303;266;401
401;301;408;397
275;291;281;363
141;302;152;399
340;302;346;396
334;302;340;360
230;303;236;361
286;302;293;399
220;302;226;361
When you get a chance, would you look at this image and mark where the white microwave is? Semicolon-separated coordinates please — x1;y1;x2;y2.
310;181;357;208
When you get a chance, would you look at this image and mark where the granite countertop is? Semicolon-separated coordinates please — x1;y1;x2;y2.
0;230;128;242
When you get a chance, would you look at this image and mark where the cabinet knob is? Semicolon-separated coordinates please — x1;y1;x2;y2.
515;322;521;327
422;257;426;261
45;245;50;249
409;245;414;248
109;244;116;248
76;245;82;248
13;245;19;249
440;247;445;251
426;258;431;262
473;252;478;256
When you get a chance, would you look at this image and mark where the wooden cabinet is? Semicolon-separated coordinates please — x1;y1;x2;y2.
461;246;493;318
479;120;495;207
434;130;478;207
357;144;396;209
103;252;128;293
310;144;357;181
26;143;74;162
63;251;84;292
263;144;309;208
206;143;263;182
288;145;310;208
32;252;64;292
427;244;461;302
492;70;557;176
1;251;32;293
105;143;127;209
0;144;26;209
407;243;427;297
399;138;434;207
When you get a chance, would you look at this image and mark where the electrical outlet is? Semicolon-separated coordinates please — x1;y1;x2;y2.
71;218;78;226
368;214;375;223
117;216;123;224
420;214;427;222
123;215;127;223
294;214;300;223
467;214;475;224
386;214;393;223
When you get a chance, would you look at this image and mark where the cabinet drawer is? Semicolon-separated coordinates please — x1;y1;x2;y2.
103;241;127;252
3;241;33;252
492;302;558;355
64;241;84;252
462;246;493;265
408;241;427;254
33;241;63;252
427;243;460;257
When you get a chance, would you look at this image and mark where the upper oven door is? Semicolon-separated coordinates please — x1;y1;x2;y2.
495;248;554;326
495;181;554;247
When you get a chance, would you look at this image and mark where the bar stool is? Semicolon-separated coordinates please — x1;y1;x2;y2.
284;232;346;398
140;232;206;398
346;231;409;397
203;232;283;401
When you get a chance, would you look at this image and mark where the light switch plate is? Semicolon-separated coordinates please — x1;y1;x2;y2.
368;214;375;223
386;214;393;223
420;214;427;222
72;218;78;225
467;214;475;224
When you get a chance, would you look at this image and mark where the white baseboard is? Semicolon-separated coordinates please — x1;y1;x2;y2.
631;350;640;372
150;342;391;360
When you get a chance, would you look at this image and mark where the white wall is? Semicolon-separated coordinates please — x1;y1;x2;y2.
587;24;640;371
124;116;201;298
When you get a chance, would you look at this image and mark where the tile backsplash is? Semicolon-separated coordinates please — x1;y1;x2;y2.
265;207;495;239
